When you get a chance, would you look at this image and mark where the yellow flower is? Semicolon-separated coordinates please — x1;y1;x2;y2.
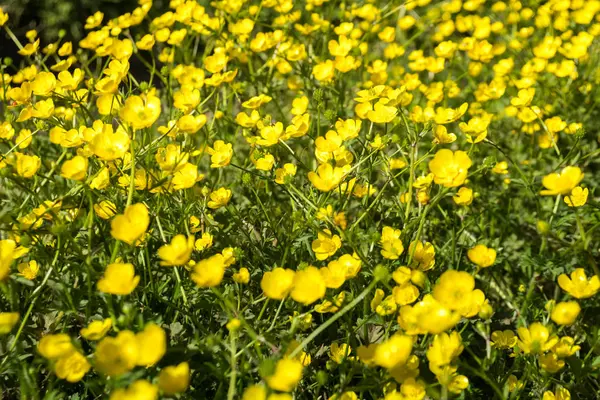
0;9;9;27
173;87;200;113
120;93;161;130
204;52;229;74
136;34;155;50
242;385;267;400
467;244;496;268
429;149;472;187
110;203;150;245
312;229;342;261
159;362;190;394
357;344;378;366
492;161;509;175
266;358;303;392
31;71;56;96
291;266;326;305
539;352;565;373
0;312;19;334
89;167;110;190
564;186;588;207
94;200;117;220
550;301;581;325
506;374;523;393
253;153;275;171
312;60;335;82
110;380;158;400
558;268;600;298
177;114;207;134
434;103;468;124
191;254;226;287
54;351;91;382
329;343;352;364
367;101;397;124
380;226;404;260
553;336;580;358
433;125;456;144
275;163;297;184
542;387;571;400
432;270;478;311
207;187;232;209
60;155;88;181
376;295;398;315
17;260;39;280
459;114;492;143
89;124;130;161
97;263;140;295
408;240;435;270
158;235;194;266
511;88;535;107
81;318;112;340
308;163;350;192
319;259;347;289
18;39;40;56
540;166;584;196
491;330;517;349
95;330;139;376
261;267;295;299
38;333;74;359
373;334;413;369
398;378;426;400
233;267;250;284
393;283;419;305
207;140;233;168
426;331;464;375
242;94;272;109
135;323;166;366
15;152;41;178
194;232;214;251
516;322;558;354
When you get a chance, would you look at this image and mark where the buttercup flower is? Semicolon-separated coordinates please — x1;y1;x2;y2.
540;166;584;196
159;362;190;394
0;313;19;334
266;358;303;392
158;235;194;266
261;267;295;299
81;318;112;340
564;186;588;207
54;351;91;382
516;322;558;354
373;334;413;369
467;244;496;268
120;93;161;130
207;187;232;209
191;254;226;287
312;229;342;261
558;268;600;298
551;301;581;325
97;263;140;295
291;266;326;305
429;150;472;187
110;203;150;245
109;380;158;400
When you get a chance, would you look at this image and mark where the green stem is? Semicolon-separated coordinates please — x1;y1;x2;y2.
289;280;377;358
9;244;60;352
227;333;237;400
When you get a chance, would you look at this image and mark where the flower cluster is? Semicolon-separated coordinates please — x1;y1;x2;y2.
0;0;599;398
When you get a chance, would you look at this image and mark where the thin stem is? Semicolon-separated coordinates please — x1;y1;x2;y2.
289;280;377;358
227;333;237;400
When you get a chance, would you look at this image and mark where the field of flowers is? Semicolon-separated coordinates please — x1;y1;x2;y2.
1;0;600;398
